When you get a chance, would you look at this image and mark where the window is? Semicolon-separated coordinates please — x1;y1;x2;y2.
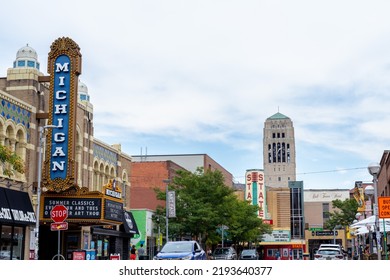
323;203;330;220
0;225;24;260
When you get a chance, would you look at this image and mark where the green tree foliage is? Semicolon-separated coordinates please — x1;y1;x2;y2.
155;168;272;246
324;198;359;229
0;145;24;177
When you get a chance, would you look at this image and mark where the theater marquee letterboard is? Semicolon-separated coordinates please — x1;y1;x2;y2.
104;199;123;222
43;197;102;220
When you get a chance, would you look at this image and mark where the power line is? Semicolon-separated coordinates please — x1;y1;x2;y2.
297;167;367;175
233;166;367;180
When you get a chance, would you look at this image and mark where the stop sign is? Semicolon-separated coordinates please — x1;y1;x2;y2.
51;205;68;223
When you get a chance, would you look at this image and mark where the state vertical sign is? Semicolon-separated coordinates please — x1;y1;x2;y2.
245;169;266;219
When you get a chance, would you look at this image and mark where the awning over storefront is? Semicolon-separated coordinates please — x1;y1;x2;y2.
259;241;305;246
0;188;13;223
91;211;139;238
0;187;36;225
123;210;139;235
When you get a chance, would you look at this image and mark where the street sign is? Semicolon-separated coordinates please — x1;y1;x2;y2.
50;222;68;231
51;205;68;223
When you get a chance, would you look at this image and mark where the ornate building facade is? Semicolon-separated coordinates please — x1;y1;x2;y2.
0;39;135;260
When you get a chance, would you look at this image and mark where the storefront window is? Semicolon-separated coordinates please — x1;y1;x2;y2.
0;225;12;259
92;235;109;260
0;225;24;260
12;227;23;260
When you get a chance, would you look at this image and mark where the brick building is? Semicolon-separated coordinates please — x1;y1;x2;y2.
130;161;186;210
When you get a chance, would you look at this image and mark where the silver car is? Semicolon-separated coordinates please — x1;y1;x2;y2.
212;247;237;260
239;249;259;260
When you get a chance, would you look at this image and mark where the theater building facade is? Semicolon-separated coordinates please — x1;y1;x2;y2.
0;37;137;260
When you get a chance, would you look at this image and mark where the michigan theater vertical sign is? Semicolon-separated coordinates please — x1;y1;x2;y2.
43;37;81;192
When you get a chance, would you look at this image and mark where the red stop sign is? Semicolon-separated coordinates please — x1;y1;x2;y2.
51;205;68;223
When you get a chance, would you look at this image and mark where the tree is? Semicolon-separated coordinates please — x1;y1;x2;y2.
155;167;271;246
0;145;24;177
324;198;359;229
226;198;272;244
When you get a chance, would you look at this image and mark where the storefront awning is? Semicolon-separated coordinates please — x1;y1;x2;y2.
259;240;305;246
0;187;36;225
123;210;139;235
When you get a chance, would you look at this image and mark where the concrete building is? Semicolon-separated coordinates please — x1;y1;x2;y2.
303;189;350;258
263;112;296;189
259;113;306;259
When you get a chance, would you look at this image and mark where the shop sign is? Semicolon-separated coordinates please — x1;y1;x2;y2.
378;197;390;218
104;179;122;199
312;230;335;236
261;230;291;242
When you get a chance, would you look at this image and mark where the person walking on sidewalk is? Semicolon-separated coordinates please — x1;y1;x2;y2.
137;244;146;260
130;245;137;260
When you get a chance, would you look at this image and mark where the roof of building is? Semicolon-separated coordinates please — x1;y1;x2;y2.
267;112;290;120
16;44;38;60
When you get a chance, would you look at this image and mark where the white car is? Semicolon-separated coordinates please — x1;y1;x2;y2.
319;244;342;250
319;244;347;259
314;248;345;260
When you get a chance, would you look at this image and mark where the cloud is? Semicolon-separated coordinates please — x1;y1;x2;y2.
2;0;390;188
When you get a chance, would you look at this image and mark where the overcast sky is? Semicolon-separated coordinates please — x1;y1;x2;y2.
2;0;390;189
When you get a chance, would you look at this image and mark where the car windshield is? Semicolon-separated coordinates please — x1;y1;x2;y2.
241;250;256;255
318;250;339;255
214;248;230;255
161;242;193;253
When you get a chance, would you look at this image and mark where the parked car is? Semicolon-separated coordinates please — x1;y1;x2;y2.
153;241;206;260
314;248;345;260
319;244;342;250
0;251;10;259
239;249;259;260
212;247;237;260
319;244;347;259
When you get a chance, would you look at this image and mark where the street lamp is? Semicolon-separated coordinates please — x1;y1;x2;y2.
355;213;362;259
163;179;171;244
365;185;375;255
35;125;57;260
351;219;358;259
333;225;342;244
368;162;381;260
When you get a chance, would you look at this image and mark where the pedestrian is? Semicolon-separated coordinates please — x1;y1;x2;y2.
207;248;212;260
363;245;370;260
137;244;145;259
130;245;137;260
